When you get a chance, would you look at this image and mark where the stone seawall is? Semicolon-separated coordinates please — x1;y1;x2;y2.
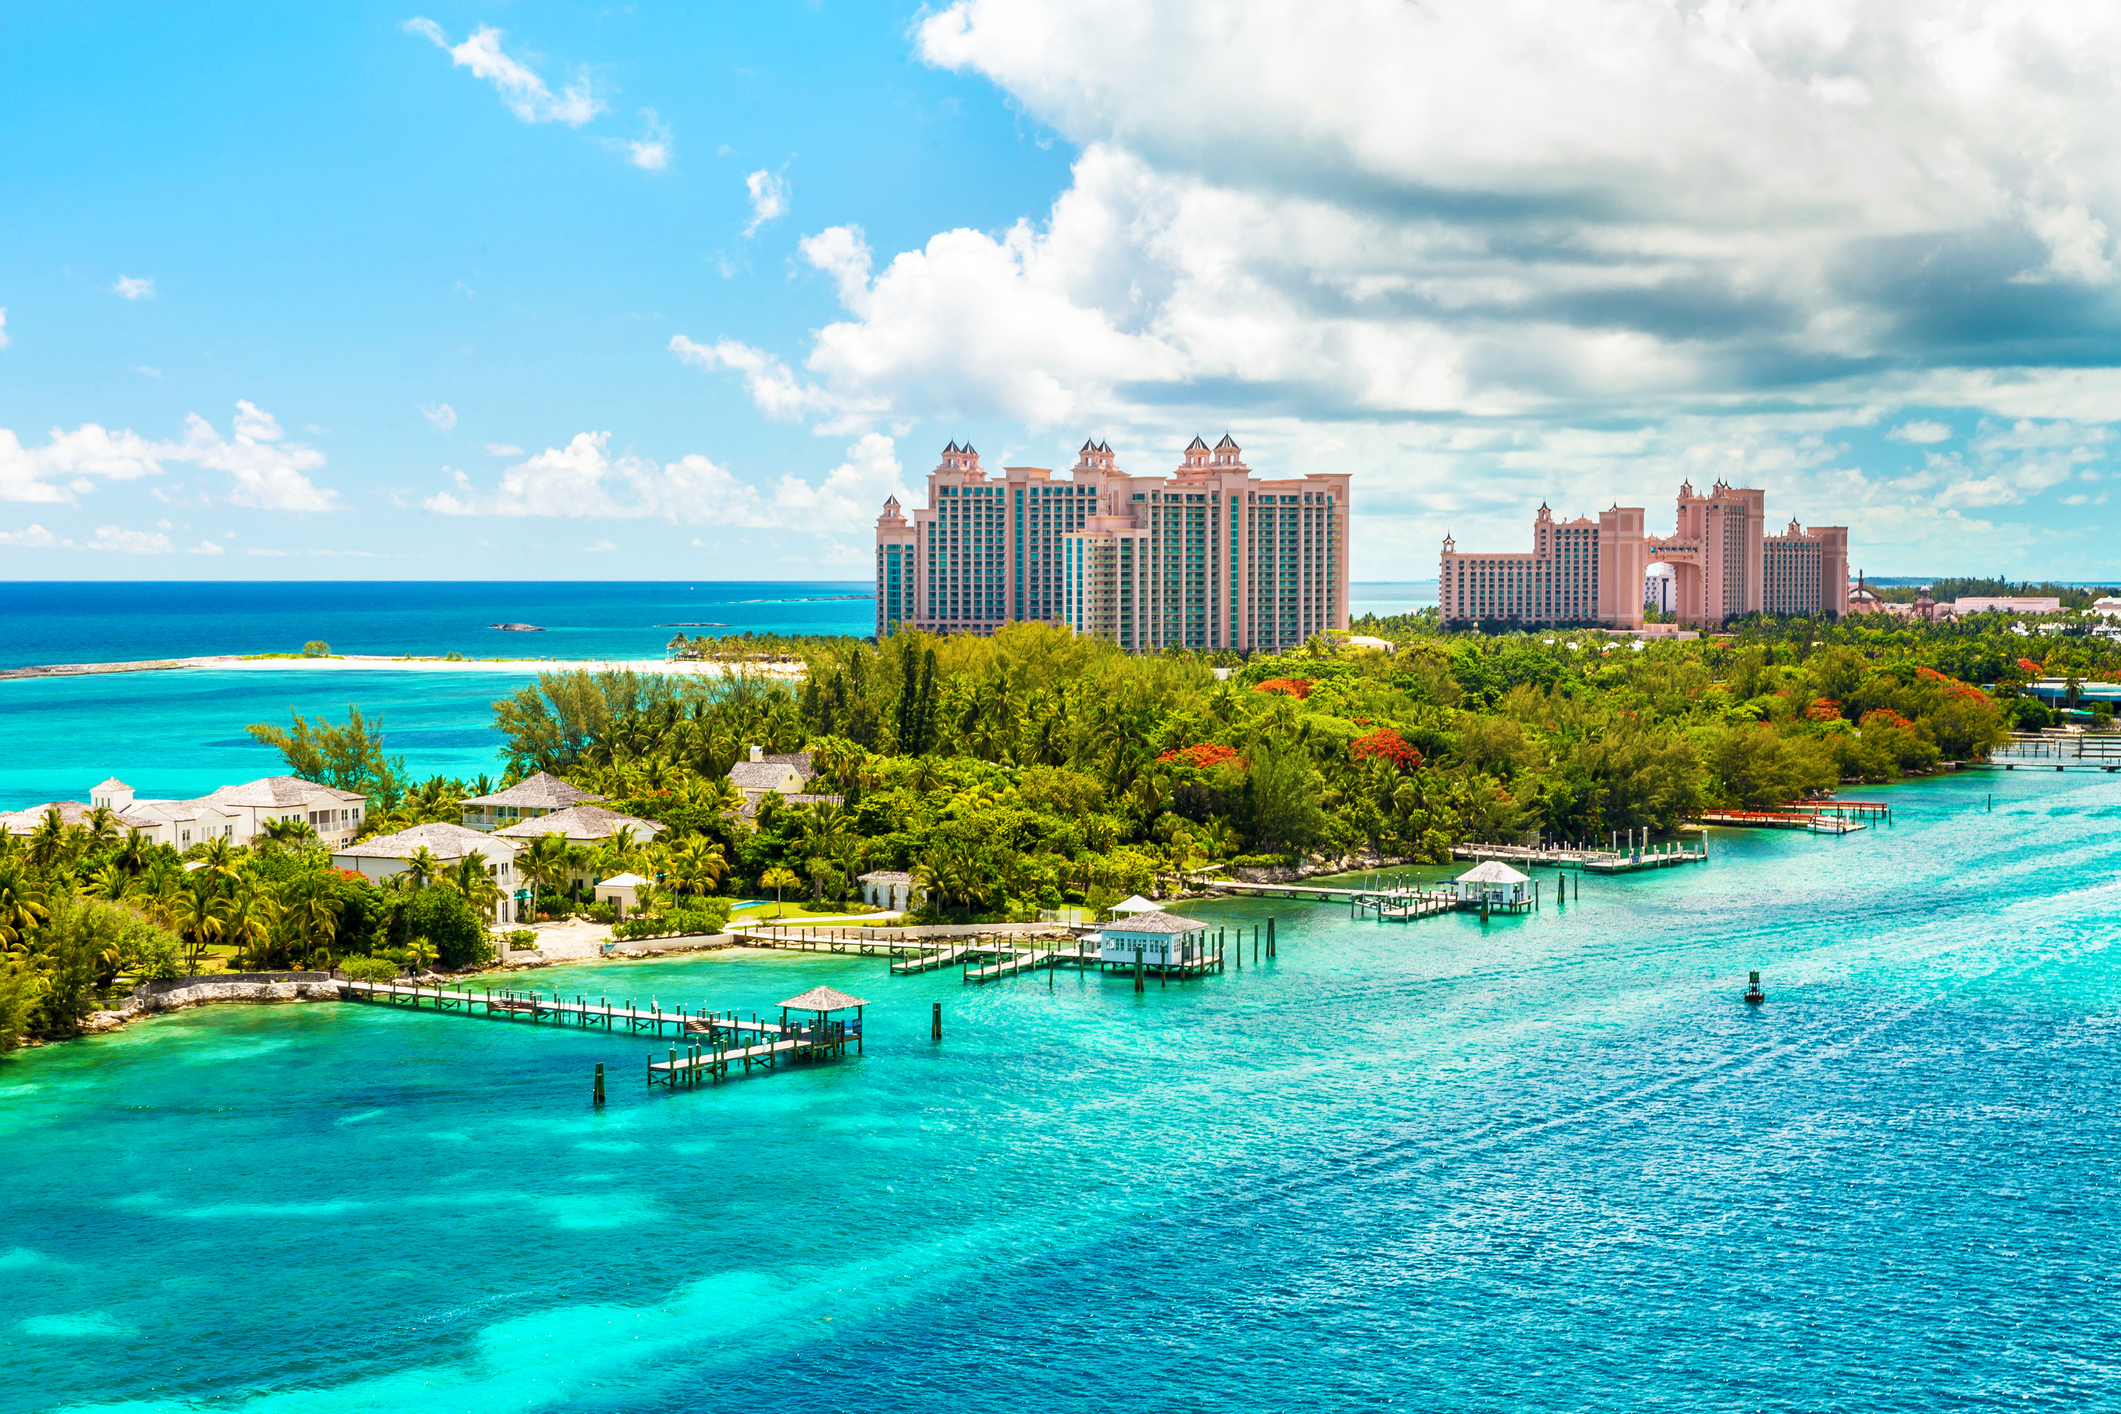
85;972;344;1033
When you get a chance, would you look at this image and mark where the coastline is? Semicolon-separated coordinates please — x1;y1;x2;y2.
0;653;805;682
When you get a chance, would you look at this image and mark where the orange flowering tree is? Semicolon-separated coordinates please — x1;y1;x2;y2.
1156;742;1250;770
1253;678;1314;699
1349;727;1424;771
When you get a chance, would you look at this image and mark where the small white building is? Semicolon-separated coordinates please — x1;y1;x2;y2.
461;772;605;831
1454;860;1532;910
857;869;918;911
596;872;651;920
1099;909;1210;966
330;822;521;924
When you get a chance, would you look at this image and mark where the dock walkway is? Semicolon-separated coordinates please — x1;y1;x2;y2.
343;980;778;1040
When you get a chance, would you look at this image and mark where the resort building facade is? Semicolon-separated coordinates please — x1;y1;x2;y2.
875;436;1350;652
1440;482;1847;629
0;775;369;850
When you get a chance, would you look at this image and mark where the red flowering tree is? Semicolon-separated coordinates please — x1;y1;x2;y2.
1156;743;1250;770
1350;727;1424;770
2017;656;2043;676
1805;698;1843;722
1254;677;1314;699
1860;708;1916;732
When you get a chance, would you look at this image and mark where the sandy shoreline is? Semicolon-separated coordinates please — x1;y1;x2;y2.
0;653;805;682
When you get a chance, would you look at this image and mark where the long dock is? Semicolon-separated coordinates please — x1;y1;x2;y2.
1985;732;2121;773
1453;840;1710;872
645;1017;857;1087
1694;809;1865;834
343;979;780;1039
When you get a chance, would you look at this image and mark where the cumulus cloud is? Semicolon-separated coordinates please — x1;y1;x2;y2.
622;110;673;172
1890;420;1953;444
744;169;789;235
0;523;56;547
583;538;617;552
0;401;336;510
423;431;907;535
113;275;156;301
402;18;602;127
422;402;458;433
87;525;173;554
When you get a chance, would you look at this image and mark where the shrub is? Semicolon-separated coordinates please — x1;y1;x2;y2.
502;929;538;951
408;887;493;969
302;640;331;657
342;956;399;983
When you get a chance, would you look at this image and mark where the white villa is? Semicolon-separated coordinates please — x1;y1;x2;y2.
461;772;604;831
857;869;918;911
330;822;521;924
1;775;367;851
1098;909;1210;965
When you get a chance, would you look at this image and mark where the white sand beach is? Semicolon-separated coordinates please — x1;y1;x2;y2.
1;654;805;681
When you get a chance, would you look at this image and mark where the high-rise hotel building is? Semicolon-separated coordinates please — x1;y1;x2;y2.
874;436;1350;651
1439;480;1846;629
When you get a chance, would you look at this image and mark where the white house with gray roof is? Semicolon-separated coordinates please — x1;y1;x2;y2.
12;775;371;851
330;822;521;924
461;772;605;831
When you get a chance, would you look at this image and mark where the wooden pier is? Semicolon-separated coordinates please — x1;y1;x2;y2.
1693;808;1865;834
1986;732;2121;773
646;985;866;1089
1350;887;1456;922
1451;840;1709;873
343;979;794;1041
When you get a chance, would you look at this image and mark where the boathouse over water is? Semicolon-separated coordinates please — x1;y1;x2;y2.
1454;860;1534;912
1100;910;1210;967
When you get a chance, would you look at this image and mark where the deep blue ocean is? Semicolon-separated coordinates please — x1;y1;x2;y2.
2;766;2117;1412
0;582;1436;810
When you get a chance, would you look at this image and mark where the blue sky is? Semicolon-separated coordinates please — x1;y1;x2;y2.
5;0;2121;581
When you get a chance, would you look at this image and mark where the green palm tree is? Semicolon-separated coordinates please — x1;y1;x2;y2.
672;837;727;898
520;832;570;919
115;828;155;876
27;808;68;870
283;876;340;968
260;817;319;853
758;866;801;919
172;876;231;973
0;860;51;953
225;877;282;969
445;855;503;923
399;846;444;890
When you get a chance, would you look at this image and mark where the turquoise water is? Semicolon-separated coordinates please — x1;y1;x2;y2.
1;671;523;808
4;767;2120;1411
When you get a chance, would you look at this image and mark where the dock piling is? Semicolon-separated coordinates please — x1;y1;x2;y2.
593;1062;605;1107
932;1001;942;1040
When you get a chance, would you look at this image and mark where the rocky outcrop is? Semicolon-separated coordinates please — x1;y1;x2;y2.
1228;851;1415;884
85;972;346;1034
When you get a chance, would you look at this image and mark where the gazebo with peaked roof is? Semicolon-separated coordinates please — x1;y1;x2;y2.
1453;860;1534;912
778;985;868;1057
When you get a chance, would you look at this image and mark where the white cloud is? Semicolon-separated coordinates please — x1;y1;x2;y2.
744;169;789;235
0;523;56;547
485;442;523;456
0;401;336;510
584;538;618;552
402;19;602;127
422;402;458;433
423;431;907;536
1888;420;1953;444
113;275;156;301
87;525;173;554
190;539;225;555
0;308;8;349
623;110;673;172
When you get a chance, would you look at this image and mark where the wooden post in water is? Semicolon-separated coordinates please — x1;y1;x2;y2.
1267;917;1276;958
594;1062;605;1107
1135;945;1145;993
932;1001;942;1040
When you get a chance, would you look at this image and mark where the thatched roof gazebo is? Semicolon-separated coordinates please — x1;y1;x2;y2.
779;985;869;1056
